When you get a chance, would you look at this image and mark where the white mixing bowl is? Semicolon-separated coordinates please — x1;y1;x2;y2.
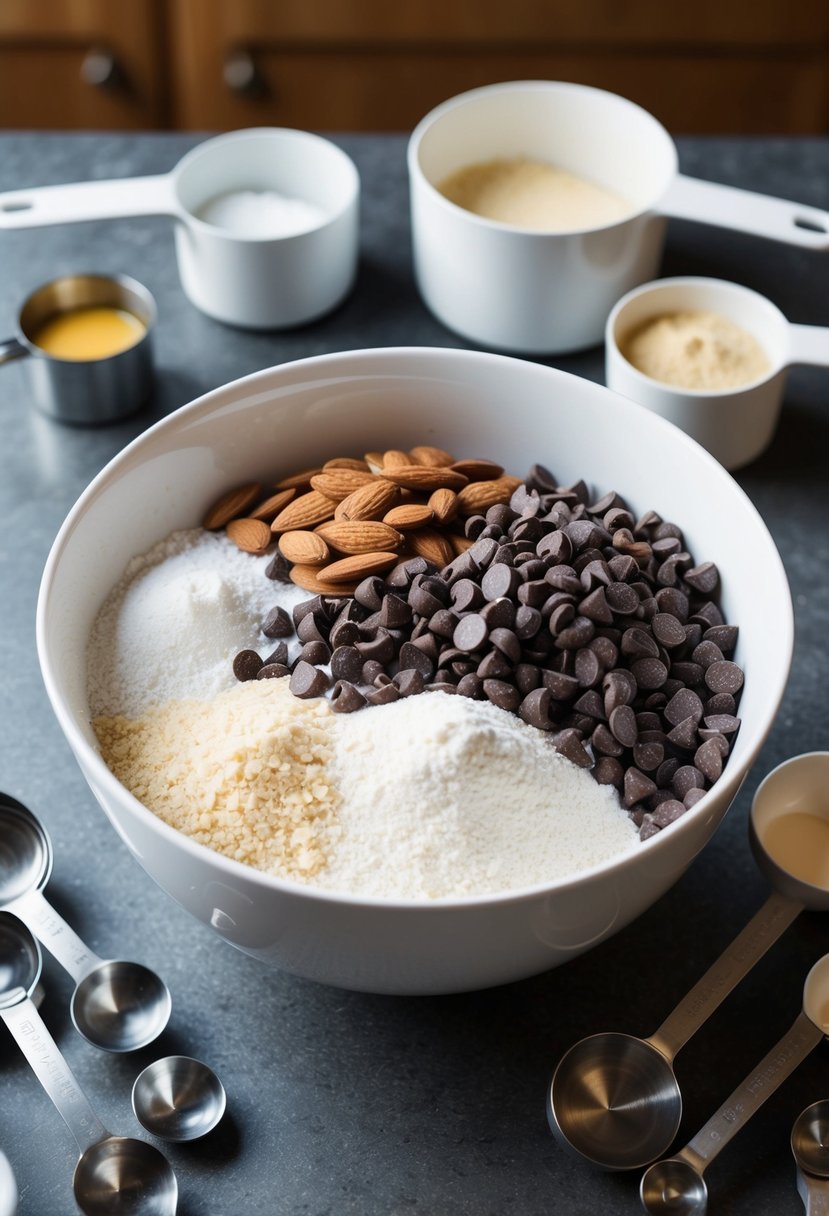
36;347;792;994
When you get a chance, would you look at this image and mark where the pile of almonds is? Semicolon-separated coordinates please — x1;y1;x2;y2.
202;445;521;594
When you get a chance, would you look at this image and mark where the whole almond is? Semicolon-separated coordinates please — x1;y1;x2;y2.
290;564;358;595
202;483;263;530
409;444;455;467
428;487;458;525
381;466;468;493
249;487;296;522
316;520;404;555
310;469;375;501
335;478;399;522
323;457;369;472
276;466;323;491
226;517;272;555
278;530;330;565
450;458;504;481
316;551;400;584
271;490;337;533
364;451;385;473
382;449;414;469
408;528;454;567
383;503;435;531
456;477;520;515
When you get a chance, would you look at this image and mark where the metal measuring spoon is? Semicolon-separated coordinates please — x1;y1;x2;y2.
0;793;170;1052
547;751;829;1170
639;953;829;1215
132;1056;227;1141
792;1100;829;1215
0;912;177;1216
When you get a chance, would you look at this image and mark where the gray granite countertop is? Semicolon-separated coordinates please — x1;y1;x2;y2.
0;132;828;1216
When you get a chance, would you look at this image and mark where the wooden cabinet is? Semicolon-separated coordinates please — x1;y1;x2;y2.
0;0;165;129
2;0;829;134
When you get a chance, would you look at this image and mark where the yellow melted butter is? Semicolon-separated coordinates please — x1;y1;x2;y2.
32;306;146;361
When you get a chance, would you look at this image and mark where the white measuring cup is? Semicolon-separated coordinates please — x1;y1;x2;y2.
408;81;829;355
0;128;360;331
606;276;829;470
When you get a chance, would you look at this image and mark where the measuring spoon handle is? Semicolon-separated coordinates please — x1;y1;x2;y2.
648;889;800;1060
799;1170;829;1216
4;888;101;983
0;174;178;229
0;998;108;1154
681;1010;822;1175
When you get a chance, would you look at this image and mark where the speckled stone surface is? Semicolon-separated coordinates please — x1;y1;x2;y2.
0;133;828;1216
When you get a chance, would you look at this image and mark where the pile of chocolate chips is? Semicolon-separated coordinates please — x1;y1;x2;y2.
235;465;743;841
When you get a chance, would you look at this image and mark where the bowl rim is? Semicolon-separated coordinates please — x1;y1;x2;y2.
36;345;794;910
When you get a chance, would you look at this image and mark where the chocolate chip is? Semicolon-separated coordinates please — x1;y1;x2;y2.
453;614;489;652
329;618;360;649
379;594;412;629
705;660;744;695
518;687;553;729
624;767;657;808
331;645;363;682
673;765;705;799
483;679;521;712
296;613;327;646
300;640;330;665
481;598;516;630
666;715;699;751
705;693;737;716
633;740;664;772
592;723;623;757
366;683;400;706
695;739;724;782
451;578;486;612
554;728;593;768
262;605;293;638
684;561;719;594
704;624;738;653
703;713;741;735
330;680;366;713
257;662;290;679
490;627;521;663
594;756;625;787
457;673;485;699
477;649;513;679
609;704;638;748
289;661;330;698
361;659;385;684
580;586;614;624
556;616;595;650
651;612;686;648
398;641;435;679
621;626;659;660
665;687;704;726
356;630;395;665
630;657;668;690
263;641;288;666
233;649;263;681
265;551;292;582
651;799;687;828
353;576;385;611
408;581;445;619
603;669;637;714
683;788;707;810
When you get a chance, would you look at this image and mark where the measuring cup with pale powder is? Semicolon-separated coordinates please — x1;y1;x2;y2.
408;81;829;355
0;129;359;330
606;277;829;470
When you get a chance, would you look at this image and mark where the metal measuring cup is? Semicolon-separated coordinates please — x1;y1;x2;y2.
0;912;177;1216
792;1100;829;1215
547;751;829;1171
0;273;155;424
639;954;829;1215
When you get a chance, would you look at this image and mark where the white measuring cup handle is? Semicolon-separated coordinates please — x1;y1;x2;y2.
0;998;108;1154
660;174;829;250
787;323;829;369
0;173;179;229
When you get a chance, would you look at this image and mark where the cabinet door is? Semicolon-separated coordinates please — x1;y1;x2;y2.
168;0;829;134
0;0;164;129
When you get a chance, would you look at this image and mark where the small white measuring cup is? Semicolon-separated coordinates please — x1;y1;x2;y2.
0;128;360;331
606;276;829;470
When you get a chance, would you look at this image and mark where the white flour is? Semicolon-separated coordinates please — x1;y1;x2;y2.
87;529;305;718
195;189;326;238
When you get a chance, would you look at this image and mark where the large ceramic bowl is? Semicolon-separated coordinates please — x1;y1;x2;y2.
37;347;792;994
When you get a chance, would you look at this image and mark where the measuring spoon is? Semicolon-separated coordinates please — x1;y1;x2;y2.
792;1100;829;1215
639;954;829;1215
0;793;170;1052
547;751;829;1170
0;912;177;1216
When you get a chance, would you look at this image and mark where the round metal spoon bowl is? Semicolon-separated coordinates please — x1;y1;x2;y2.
0;794;171;1052
640;1157;708;1216
792;1100;829;1179
132;1056;226;1142
74;1136;177;1216
548;1032;682;1171
73;962;171;1054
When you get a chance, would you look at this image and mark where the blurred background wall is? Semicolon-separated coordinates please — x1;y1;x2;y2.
2;0;828;133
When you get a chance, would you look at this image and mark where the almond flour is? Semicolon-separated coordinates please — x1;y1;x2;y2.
620;310;770;391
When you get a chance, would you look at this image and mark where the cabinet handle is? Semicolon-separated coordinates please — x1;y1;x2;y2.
80;47;122;89
223;49;266;97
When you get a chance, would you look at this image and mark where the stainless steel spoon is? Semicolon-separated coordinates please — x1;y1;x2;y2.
132;1056;227;1141
792;1100;829;1215
0;911;177;1216
547;751;829;1171
0;792;170;1052
639;953;829;1215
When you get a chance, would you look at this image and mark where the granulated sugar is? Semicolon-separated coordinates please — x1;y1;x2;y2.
88;529;305;717
319;692;637;899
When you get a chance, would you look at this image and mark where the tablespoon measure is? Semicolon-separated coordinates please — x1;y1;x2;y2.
0;793;170;1052
791;1100;829;1216
0;912;177;1216
639;953;829;1215
547;751;829;1170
